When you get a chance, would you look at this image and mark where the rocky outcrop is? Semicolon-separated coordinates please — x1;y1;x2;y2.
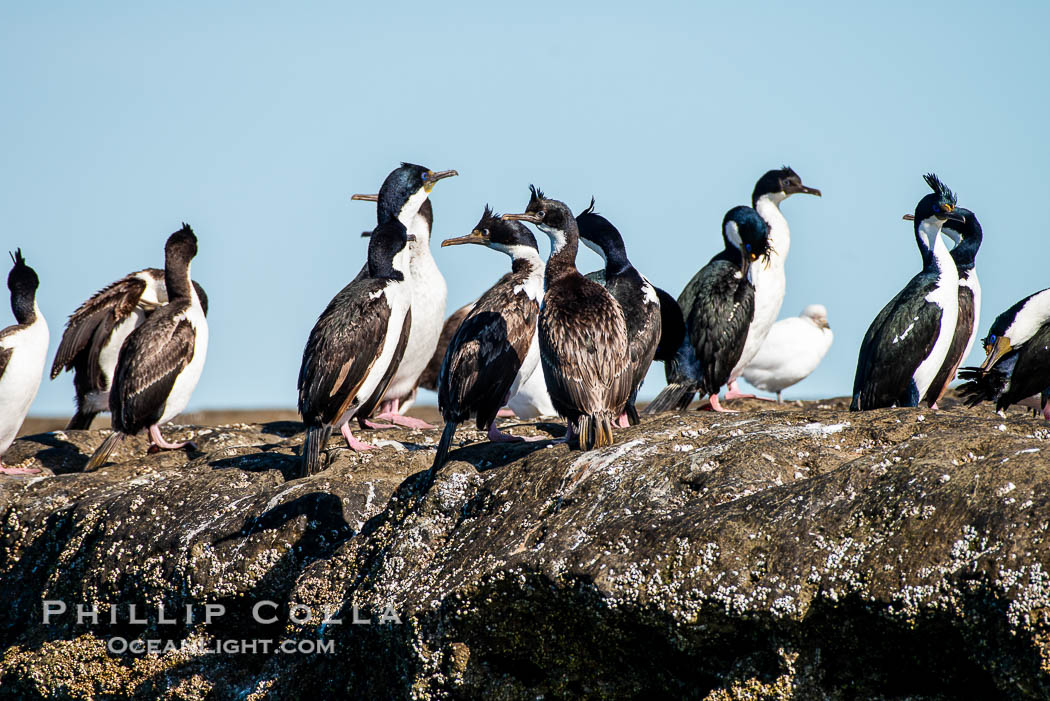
2;400;1050;699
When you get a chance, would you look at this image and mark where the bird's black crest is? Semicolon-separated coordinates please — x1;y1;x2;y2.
528;184;546;204
9;249;25;267
401;161;425;170
924;173;957;206
478;204;501;224
580;197;597;216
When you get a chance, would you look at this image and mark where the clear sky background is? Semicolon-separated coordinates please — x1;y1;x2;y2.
3;1;1048;415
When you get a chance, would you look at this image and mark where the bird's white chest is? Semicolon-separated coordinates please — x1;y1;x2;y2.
732;205;789;381
0;311;49;454
912;240;960;397
159;301;209;424
343;281;413;423
387;243;447;399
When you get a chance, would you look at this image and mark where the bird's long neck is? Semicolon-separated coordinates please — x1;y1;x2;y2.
544;225;580;287
511;246;545;280
916;219;952;274
950;235;980;273
164;253;193;302
10;287;37;325
754;194;789;260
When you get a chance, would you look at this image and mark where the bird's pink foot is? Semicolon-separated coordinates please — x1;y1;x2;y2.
0;464;41;475
724;381;774;401
615;413;631;428
341;422;374;451
930;402;940;411
487;422;525;443
374;413;436;430
497;408;516;418
708;395;737;413
362;419;398;430
148;425;197;451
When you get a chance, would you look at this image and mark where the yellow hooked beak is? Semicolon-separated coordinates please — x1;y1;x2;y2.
441;230;489;247
981;336;1013;370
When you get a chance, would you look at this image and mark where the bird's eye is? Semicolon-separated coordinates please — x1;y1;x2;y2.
538;210;546;218
421;172;429;182
989;334;996;343
483;228;489;236
745;243;752;252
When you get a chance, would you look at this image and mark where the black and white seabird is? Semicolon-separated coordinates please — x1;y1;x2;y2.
503;187;632;449
576;199;661;426
726;167;821;401
85;225;209;469
646;206;772;413
958;288;1050;419
742;304;833;402
851;174;963;411
51;269;208;430
919;207;983;409
0;251;49;475
350;162;457;427
427;206;546;482
296;165;441;475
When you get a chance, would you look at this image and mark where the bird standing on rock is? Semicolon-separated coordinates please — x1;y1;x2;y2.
85;225;209;469
851;174;963;410
428;207;546;482
726;167;821;401
0;250;49;475
646;206;772;413
958;288;1050;420
742;304;833;403
920;207;983;409
577;199;661;426
350;162;457;428
50;268;208;430
503;186;631;449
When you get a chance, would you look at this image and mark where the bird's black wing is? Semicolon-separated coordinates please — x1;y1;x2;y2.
605;273;662;394
686;261;754;397
538;275;631;420
852;275;941;409
1000;323;1050;409
440;274;538;428
51;274;149;380
297;279;392;427
111;305;196;433
653;286;686;363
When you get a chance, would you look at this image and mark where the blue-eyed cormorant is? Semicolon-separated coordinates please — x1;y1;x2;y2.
0;250;49;475
577;199;661;426
646;206;772;413
85;225;209;469
850;174;963;410
919;207;983;408
726;167;821;401
428;206;546;483
51;268;208;430
959;288;1050;419
503;186;632;449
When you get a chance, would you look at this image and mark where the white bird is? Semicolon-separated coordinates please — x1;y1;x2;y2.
0;250;49;475
742;304;832;402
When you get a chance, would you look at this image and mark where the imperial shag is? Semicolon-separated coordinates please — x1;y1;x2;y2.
503;187;631;449
427;206;546;485
85;226;209;469
646;206;772;413
850;174;963;410
726;167;821;401
577;198;661;426
0;250;49;475
51;268;208;430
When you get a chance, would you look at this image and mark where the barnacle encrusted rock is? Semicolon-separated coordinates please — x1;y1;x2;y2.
2;400;1050;699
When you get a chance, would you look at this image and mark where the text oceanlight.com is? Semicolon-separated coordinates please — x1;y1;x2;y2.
42;600;402;655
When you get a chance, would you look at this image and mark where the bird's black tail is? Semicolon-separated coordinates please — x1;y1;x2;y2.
644;339;699;414
301;425;332;477
85;432;124;471
420;421;457;495
66;410;98;431
957;366;1007;408
578;413;615;450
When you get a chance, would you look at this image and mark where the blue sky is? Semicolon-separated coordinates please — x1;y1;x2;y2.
3;1;1048;414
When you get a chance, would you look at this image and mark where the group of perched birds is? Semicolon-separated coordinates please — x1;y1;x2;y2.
0;163;1046;483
